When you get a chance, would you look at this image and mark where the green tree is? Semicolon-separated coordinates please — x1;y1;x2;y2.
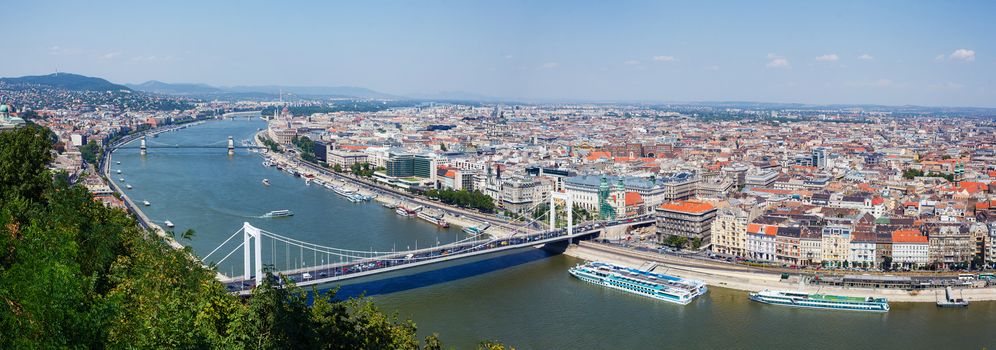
79;140;101;165
902;168;924;179
663;235;688;249
0;124;54;201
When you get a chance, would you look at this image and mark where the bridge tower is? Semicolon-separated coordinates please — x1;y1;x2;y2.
243;222;263;286
549;191;574;238
227;136;235;156
140;136;147;156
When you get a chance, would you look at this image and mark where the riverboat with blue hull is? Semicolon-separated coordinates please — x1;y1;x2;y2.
749;290;890;312
568;261;707;305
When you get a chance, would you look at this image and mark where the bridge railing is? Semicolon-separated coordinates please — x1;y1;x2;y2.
226;222;609;290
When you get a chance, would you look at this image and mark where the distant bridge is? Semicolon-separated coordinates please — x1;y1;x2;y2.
114;133;263;155
116;144;265;149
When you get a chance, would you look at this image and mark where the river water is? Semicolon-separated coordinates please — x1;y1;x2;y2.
113;119;995;349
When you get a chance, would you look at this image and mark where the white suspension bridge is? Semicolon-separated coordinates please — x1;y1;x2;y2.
204;191;655;295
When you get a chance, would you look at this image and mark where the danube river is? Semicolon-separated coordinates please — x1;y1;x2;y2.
114;119;995;349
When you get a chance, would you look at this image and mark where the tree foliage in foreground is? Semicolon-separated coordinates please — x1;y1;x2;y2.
0;125;512;349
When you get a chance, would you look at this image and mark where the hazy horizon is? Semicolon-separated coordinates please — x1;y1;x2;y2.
2;1;994;107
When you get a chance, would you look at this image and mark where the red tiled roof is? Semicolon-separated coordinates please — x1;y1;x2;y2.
892;229;927;243
747;223;777;236
624;192;643;206
586;151;612;161
339;145;368;151
658;200;715;214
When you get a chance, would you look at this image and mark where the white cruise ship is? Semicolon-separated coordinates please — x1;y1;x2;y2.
569;261;707;305
749;290;890;312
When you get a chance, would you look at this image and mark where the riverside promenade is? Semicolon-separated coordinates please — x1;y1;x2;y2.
254;132;525;238
566;242;996;303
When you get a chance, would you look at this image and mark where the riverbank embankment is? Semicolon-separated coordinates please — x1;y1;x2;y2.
565;242;996;303
253;131;519;238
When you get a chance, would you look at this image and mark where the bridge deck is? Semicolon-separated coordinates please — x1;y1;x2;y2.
226;224;606;295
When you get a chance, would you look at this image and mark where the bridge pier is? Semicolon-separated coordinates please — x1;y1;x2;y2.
140;136;147;156
227;136;235;156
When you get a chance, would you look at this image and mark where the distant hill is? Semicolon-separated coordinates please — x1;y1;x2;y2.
0;73;131;92
125;81;401;100
127;80;222;95
223;85;402;100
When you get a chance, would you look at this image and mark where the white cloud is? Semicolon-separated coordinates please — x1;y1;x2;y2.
49;45;81;56
503;54;513;59
766;53;790;68
540;62;558;69
949;48;975;62
624;59;640;65
857;54;874;60
815;53;839;62
652;55;676;62
845;78;901;88
102;52;121;59
935;54;947;61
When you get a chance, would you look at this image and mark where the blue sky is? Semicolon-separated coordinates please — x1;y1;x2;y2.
2;1;994;106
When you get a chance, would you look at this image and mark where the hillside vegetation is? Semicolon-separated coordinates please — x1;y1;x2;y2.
0;125;511;349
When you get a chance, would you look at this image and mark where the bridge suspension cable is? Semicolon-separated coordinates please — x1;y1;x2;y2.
213;241;246;266
202;226;245;262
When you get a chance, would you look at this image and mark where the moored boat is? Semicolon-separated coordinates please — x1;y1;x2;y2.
262;178;270;186
463;223;490;235
164;220;174;228
748;290;890;312
143;200;151;206
416;210;449;228
395;207;415;217
569;261;707;305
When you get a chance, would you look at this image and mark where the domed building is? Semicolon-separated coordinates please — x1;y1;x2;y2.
0;103;27;130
